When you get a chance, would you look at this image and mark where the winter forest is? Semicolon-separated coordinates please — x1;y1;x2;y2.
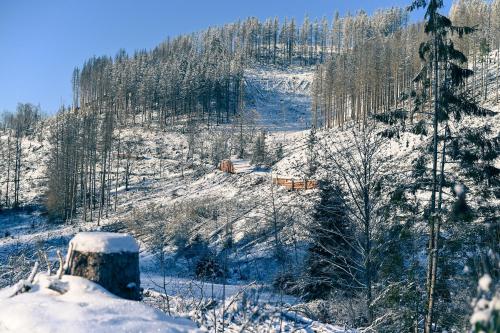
0;0;498;332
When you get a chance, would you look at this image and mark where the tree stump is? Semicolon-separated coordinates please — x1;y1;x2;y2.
65;232;141;300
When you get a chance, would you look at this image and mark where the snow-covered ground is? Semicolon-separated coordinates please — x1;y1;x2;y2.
0;273;200;333
245;64;314;131
0;60;499;331
0;64;330;332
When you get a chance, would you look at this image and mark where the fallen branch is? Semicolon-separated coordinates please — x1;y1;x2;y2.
56;250;64;280
9;261;39;298
38;250;51;275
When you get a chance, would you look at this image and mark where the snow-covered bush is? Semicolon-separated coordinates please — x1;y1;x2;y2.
471;274;499;332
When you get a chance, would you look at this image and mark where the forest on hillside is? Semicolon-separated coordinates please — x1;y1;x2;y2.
0;0;499;332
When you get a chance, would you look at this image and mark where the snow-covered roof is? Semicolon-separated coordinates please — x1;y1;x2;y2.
0;274;199;333
68;232;139;254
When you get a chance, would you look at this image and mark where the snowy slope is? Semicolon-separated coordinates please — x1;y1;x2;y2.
0;52;499;332
245;64;314;131
0;120;51;205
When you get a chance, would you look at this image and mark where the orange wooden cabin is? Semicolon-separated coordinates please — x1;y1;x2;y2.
272;177;318;190
219;159;235;174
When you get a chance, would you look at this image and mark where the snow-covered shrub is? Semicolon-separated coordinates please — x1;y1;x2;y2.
412;119;428;135
181;235;210;261
301;296;365;327
195;254;225;280
471;274;499;332
251;130;268;166
273;142;284;164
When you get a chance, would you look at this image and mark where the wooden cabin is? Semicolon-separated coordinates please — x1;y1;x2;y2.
219;159;235;174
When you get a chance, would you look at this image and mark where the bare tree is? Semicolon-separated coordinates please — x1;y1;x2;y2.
319;121;393;326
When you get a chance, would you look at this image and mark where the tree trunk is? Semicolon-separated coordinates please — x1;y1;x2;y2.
425;24;440;333
5;130;11;207
364;166;373;324
497;46;499;103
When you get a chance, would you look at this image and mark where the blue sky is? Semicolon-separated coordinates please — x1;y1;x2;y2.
0;0;452;114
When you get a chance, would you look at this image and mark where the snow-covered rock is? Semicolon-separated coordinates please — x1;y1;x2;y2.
479;274;493;292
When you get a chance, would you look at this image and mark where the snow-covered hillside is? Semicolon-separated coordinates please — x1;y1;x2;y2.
0;57;499;332
245;65;314;131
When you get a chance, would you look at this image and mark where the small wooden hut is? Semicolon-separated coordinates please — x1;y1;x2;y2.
219;159;235;174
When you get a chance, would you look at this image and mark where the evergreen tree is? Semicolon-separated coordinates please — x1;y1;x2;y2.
274;143;284;163
306;129;318;178
303;181;356;301
251;130;267;166
409;1;491;330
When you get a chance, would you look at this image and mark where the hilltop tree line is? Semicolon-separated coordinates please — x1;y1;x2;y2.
75;8;408;130
312;0;500;128
450;0;500;102
45;6;411;221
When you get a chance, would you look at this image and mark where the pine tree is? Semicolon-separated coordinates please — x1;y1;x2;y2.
408;1;483;331
303;181;355;300
306;129;318;178
251;131;267;166
274;143;284;163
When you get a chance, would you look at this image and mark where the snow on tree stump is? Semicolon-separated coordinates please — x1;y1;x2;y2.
65;232;141;300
